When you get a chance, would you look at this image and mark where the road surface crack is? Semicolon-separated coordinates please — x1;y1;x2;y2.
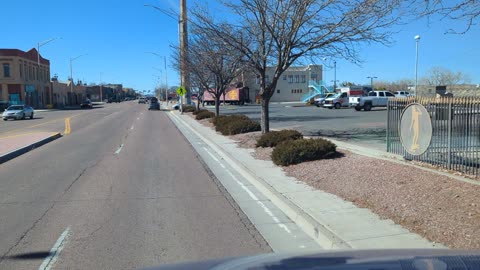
0;159;102;263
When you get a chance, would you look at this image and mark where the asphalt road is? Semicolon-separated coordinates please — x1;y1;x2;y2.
208;103;387;150
0;102;270;269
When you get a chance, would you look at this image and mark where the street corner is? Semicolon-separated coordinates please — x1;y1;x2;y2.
0;132;61;164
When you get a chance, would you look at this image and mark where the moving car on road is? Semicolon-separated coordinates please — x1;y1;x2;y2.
80;99;93;109
2;105;34;120
148;101;160;110
138;97;147;104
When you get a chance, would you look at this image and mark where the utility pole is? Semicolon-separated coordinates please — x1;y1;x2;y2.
100;72;103;102
180;0;190;105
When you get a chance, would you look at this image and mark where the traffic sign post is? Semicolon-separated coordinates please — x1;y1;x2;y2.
176;86;187;113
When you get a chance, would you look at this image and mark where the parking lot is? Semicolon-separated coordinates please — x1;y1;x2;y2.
207;102;388;150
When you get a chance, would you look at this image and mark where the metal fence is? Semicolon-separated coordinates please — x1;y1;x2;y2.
387;97;480;178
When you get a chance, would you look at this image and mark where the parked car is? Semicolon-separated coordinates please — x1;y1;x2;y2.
2;105;34;120
323;92;350;109
314;93;335;107
80;99;93;109
148;102;160;110
394;91;412;97
354;91;396;111
138;97;147;104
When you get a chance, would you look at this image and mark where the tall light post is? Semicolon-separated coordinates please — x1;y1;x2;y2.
414;35;421;96
37;37;60;106
367;76;377;90
333;60;337;91
70;54;87;105
146;52;169;103
99;72;103;102
322;57;327;86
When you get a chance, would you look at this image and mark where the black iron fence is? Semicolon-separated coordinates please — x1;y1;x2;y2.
387;97;480;178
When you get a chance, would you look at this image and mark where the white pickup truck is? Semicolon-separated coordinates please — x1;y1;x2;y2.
353;91;396;111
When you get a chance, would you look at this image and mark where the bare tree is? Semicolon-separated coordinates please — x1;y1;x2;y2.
172;24;246;116
192;0;409;133
414;0;479;33
421;66;471;86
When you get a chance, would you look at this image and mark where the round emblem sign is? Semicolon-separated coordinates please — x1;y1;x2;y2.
400;103;433;156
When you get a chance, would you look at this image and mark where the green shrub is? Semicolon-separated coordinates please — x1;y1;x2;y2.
256;130;303;148
195;110;215;120
212;114;260;135
211;114;249;126
193;109;208;115
183;105;196;112
220;119;261;135
271;138;337;166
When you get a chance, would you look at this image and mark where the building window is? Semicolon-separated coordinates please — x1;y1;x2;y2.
19;63;23;78
301;75;306;83
3;63;10;77
25;65;28;80
29;66;32;80
256;76;260;84
277;89;280;94
311;73;317;80
288;75;293;83
295;75;300;83
283;75;287;80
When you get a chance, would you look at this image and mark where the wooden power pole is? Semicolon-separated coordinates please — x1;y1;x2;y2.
180;0;191;104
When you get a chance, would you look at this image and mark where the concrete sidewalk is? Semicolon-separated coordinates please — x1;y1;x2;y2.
0;132;61;164
167;111;445;250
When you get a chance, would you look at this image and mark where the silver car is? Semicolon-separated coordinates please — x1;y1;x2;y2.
2;105;35;121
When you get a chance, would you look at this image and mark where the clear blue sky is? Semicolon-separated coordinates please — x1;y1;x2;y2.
3;0;479;92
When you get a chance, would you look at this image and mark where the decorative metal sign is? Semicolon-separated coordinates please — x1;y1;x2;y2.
400;103;433;155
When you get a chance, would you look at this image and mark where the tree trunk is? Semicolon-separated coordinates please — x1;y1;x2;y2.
261;97;270;133
196;96;201;111
215;96;220;116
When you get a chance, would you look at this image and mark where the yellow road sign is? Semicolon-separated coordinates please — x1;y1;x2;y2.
176;86;187;96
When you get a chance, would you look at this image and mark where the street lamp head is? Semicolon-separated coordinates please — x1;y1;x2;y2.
414;35;421;40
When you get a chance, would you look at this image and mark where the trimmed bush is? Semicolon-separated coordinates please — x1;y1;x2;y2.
221;119;261;135
211;114;260;135
271;138;337;166
192;109;208;115
211;114;249;127
256;130;303;148
183;105;196;112
195;110;215;120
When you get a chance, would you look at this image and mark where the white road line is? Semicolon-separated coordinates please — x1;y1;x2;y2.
202;146;292;234
137;117;140;120
115;144;124;155
38;227;71;270
130;125;134;130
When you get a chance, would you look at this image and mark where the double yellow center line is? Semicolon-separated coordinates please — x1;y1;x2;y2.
64;118;71;135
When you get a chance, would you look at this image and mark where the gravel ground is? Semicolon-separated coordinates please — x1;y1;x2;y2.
226;132;480;249
192;115;480;249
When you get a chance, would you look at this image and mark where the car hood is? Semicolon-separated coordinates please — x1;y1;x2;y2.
144;249;480;270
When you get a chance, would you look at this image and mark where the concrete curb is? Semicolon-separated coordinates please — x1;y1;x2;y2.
0;133;62;164
167;112;352;249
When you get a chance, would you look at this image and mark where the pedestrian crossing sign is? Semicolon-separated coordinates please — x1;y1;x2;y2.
176;86;187;96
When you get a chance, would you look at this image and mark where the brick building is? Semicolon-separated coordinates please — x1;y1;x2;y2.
0;48;51;108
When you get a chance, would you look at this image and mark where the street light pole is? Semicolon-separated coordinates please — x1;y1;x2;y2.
69;54;87;105
333;60;337;91
37;37;60;106
367;76;377;90
414;35;421;97
100;72;103;102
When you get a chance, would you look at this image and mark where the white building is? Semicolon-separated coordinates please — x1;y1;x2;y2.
243;64;323;102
